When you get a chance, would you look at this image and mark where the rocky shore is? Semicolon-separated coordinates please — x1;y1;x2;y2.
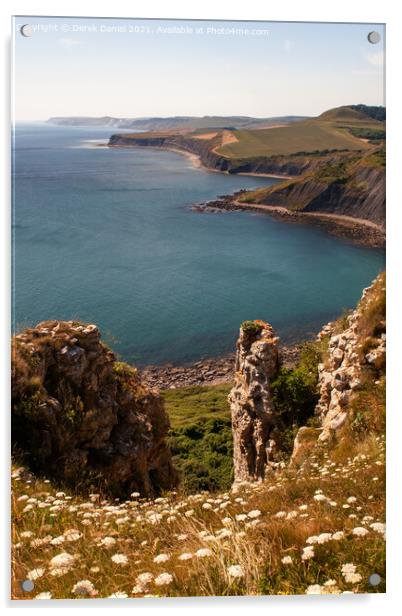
192;192;385;248
140;344;302;390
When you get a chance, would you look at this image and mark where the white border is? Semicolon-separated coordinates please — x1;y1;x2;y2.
1;1;401;614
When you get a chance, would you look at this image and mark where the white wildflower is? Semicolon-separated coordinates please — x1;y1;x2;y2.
341;563;356;575
227;564;244;579
313;494;327;502
50;535;65;546
27;568;45;581
281;556;293;565
98;536;116;548
178;553;193;561
345;572;362;584
111;554;128;565
49;552;76;570
235;513;247;522
64;529;82;542
72;580;97;597
324;579;337;587
370;522;386;536
247;509;261;519
34;592;52;600
136;572;153;585
331;531;345;540
153;553;170;564
306;584;323;594
301;546;315;561
20;531;34;539
108;591;128;598
352;527;369;537
196;548;212;558
154;572;173;586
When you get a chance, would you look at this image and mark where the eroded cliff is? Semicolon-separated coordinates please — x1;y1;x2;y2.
11;320;178;497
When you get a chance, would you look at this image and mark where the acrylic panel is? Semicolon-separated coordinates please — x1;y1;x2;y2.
11;16;385;600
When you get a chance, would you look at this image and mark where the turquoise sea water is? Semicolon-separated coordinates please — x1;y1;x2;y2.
12;124;385;365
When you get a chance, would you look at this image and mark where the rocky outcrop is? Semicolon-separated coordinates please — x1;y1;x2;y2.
229;321;281;482
315;275;386;443
243;158;385;228
11;320;178;498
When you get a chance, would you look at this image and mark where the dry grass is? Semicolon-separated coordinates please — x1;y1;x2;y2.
11;424;385;600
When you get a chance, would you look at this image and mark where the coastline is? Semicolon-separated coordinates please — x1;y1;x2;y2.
140;343;302;391
107;142;385;248
193;195;385;249
107;142;294;180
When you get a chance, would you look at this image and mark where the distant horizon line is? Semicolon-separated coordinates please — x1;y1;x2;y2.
15;102;386;124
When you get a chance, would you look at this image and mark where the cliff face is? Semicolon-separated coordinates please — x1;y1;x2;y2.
291;273;385;465
241;157;385;227
314;274;386;443
109;133;385;228
228;321;281;482
228;275;385;477
11;320;178;497
108;133;318;177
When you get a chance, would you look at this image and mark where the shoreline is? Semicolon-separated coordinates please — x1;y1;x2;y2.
106;142;385;248
140;343;302;391
193;195;385;249
107;142;294;180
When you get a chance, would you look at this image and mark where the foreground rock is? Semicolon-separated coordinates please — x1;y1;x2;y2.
11;320;178;497
315;275;386;443
229;321;281;482
290;272;386;465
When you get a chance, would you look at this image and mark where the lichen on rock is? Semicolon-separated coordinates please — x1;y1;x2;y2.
11;320;178;498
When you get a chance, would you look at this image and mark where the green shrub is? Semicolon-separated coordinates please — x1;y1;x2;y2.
168;417;233;493
270;341;321;454
241;320;264;336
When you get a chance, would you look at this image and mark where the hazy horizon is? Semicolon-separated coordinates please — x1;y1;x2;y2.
13;17;385;122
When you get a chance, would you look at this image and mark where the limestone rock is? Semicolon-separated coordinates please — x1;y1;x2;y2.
229;321;280;482
289;426;323;468
316;276;385;443
11;320;178;498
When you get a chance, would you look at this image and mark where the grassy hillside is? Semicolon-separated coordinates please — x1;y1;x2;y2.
12;427;385;598
216;120;370;158
215;105;385;159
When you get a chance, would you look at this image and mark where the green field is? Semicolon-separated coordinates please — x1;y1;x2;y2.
163;384;231;427
163;384;233;493
216;120;370;158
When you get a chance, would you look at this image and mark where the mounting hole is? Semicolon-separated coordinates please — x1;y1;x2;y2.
367;31;381;44
20;24;33;37
369;573;381;586
21;579;34;592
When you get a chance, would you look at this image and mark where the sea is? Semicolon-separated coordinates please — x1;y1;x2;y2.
12;123;385;366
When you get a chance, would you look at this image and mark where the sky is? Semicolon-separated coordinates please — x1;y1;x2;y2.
12;17;385;121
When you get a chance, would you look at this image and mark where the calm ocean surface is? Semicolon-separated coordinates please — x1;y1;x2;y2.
12;123;385;365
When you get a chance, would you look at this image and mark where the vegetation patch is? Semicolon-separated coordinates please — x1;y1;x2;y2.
163;384;233;493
